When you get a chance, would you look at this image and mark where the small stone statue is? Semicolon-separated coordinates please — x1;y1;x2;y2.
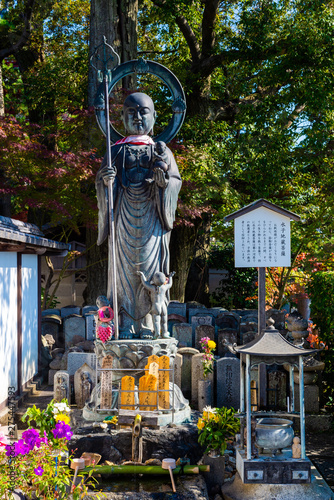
81;371;93;407
136;270;175;339
55;374;69;402
292;436;301;458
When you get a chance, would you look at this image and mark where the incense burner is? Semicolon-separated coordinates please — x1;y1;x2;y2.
255;418;294;454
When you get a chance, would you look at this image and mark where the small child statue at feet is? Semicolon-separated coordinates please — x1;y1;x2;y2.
137;270;175;339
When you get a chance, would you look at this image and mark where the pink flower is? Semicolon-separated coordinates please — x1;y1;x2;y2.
0;431;8;451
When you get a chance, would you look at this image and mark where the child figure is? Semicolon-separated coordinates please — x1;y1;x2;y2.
153;141;170;173
137;270;175;338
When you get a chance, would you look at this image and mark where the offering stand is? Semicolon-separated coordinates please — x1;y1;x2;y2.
232;322;316;484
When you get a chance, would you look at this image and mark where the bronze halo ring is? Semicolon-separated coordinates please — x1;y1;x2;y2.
94;59;186;144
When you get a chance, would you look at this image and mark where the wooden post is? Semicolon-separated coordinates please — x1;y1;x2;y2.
258;267;267;409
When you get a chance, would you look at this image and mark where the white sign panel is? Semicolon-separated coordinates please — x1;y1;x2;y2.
234;207;291;267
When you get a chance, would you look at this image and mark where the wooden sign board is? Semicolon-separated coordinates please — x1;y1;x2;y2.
234;207;291;268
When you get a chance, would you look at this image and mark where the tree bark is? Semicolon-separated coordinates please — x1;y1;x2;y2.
184;214;211;306
169;219;203;302
83;228;108;305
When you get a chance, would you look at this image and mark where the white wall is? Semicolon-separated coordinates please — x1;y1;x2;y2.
21;254;38;385
0;253;18;405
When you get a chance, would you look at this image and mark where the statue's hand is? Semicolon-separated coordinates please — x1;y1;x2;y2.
169;271;176;278
136;270;145;279
153;168;169;188
100;163;117;186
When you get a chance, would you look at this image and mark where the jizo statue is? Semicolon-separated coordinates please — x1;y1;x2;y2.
95;92;182;338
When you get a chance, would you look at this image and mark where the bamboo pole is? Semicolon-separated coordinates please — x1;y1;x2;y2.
82;464;210;475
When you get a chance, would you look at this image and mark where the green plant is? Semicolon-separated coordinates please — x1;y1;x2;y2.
197;406;240;455
307;271;334;404
22;399;70;442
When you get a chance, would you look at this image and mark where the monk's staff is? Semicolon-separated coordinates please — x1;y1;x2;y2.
103;50;119;340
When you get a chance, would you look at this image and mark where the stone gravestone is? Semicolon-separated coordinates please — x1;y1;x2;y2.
216;354;240;410
42;309;60;317
191;353;213;409
217;329;238;357
174;352;182;388
240;321;258;334
67;352;96;376
177;347;199;401
216;312;240;331
42;315;62;347
100;355;113;409
54;371;70;402
61;306;81;318
74;363;95;409
168;301;187;318
191;314;213;345
241;331;256;345
85;314;96;341
82;305;98;316
64;315;86;347
173;323;192;347
267;366;287;411
195;324;215;351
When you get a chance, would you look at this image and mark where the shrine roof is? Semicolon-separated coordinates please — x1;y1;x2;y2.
234;327;315;357
224;198;300;222
0;215;70;255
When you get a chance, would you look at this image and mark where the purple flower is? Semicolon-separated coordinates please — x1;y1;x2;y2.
34;466;44;476
52;421;73;440
22;428;43;449
5;439;30;457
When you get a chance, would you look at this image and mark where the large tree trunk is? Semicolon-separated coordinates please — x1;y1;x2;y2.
83;228;108;305
184;214;211;306
85;0;138;305
169;219;203;302
88;0;138;106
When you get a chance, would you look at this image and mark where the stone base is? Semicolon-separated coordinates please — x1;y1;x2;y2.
82;404;191;426
221;468;334;500
295;383;320;413
236;448;311;484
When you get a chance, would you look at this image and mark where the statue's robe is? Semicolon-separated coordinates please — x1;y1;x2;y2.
95;138;181;335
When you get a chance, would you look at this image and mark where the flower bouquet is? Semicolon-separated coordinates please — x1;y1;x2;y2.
197;406;240;455
200;337;216;378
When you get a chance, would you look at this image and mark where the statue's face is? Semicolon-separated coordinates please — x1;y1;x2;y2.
122;93;156;135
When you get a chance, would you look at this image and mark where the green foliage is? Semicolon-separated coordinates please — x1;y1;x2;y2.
209;243;258;309
307;271;334;400
197;406;240;455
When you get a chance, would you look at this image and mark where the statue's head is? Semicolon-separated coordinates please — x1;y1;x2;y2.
122;92;156;135
151;271;166;286
96;295;110;308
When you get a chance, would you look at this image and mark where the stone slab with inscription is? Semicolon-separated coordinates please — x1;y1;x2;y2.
216;354;240;409
67;352;96;376
173;323;192;347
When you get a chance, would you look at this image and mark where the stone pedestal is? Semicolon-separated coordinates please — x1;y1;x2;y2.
294;383;320;413
203;453;225;491
198;379;212;411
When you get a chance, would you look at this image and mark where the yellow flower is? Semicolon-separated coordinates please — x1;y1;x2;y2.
55;413;70;425
208;412;216;420
203;411;208;420
197;418;205;430
207;340;216;350
214;414;220;423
